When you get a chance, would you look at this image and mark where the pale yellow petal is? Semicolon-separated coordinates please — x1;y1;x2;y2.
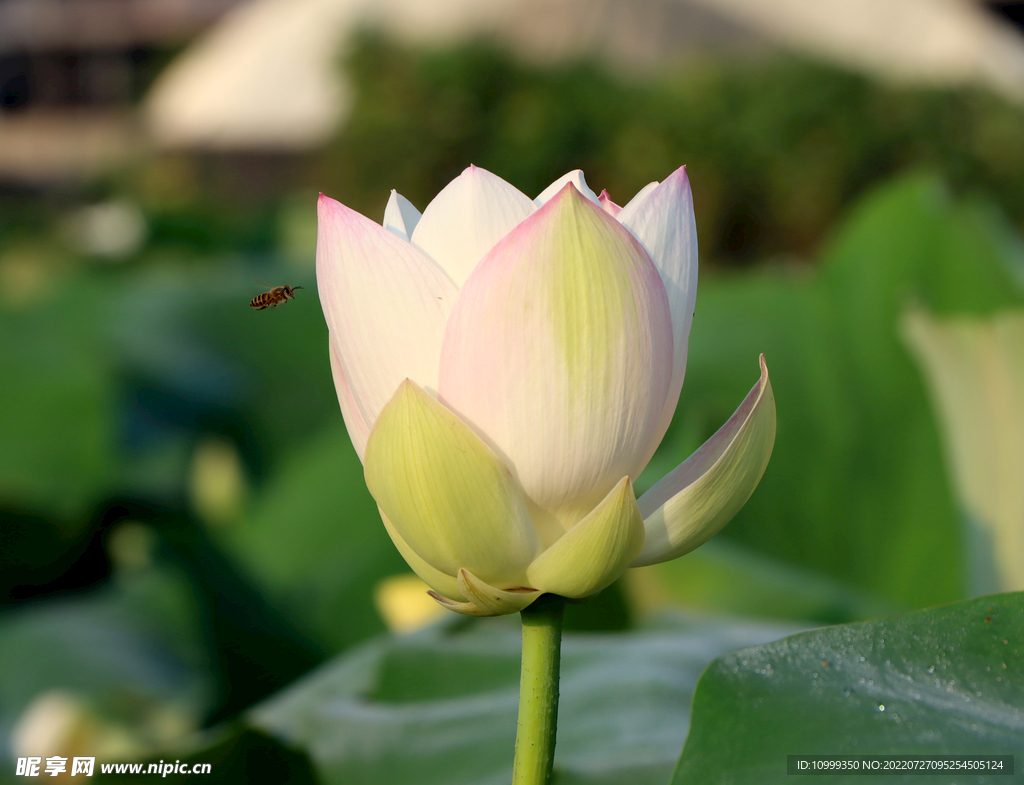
365;380;541;587
379;509;464;602
456;568;541;615
426;592;494;617
526;477;645;598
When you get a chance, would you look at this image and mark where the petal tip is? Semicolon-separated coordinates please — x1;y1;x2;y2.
667;164;689;181
542;179;600;213
598;188;623;216
317;192;355;223
389;377;424;409
426;589;456;605
664;165;693;197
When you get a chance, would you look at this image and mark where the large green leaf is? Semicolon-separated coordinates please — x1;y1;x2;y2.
673;592;1024;784
249;615;801;785
643;174;1024;610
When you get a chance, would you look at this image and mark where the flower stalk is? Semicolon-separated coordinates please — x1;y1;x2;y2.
512;595;565;785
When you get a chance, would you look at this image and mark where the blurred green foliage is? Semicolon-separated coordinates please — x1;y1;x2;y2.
0;278;116;519
321;32;1024;266
4;30;1024;782
645;173;1024;610
224;424;406;652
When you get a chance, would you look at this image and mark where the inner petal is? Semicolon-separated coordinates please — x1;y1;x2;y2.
410;165;535;286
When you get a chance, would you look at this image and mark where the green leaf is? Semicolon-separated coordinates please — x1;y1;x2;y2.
672;592;1024;784
249;615;801;785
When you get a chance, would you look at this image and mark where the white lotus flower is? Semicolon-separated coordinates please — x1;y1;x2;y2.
317;166;775;615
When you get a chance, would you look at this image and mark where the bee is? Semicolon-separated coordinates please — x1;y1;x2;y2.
250;285;304;310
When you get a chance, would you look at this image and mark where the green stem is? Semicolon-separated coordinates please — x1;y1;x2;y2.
512;594;565;785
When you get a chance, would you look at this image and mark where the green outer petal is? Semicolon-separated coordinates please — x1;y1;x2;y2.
632;354;776;568
364;380;541;587
379;508;465;602
526;476;645;598
456;569;541;615
426;592;494;617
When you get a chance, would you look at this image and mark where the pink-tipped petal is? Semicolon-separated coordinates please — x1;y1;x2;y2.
328;337;371;460
617;166;699;463
631;355;776;567
317;194;458;443
409;165;535;286
440;184;674;532
382;190;421;239
598;189;622;216
534;170;601;207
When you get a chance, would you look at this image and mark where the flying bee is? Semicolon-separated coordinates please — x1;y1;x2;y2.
250;285;304;310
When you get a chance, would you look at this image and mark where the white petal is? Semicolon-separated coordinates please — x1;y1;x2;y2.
440;185;673;533
328;337;371;460
317;194;458;442
534;169;601;207
617;180;659;216
618;166;699;463
382;190;421;239
409;165;535;286
632;355;776;567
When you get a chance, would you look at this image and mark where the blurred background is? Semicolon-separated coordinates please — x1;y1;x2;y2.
3;0;1024;782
